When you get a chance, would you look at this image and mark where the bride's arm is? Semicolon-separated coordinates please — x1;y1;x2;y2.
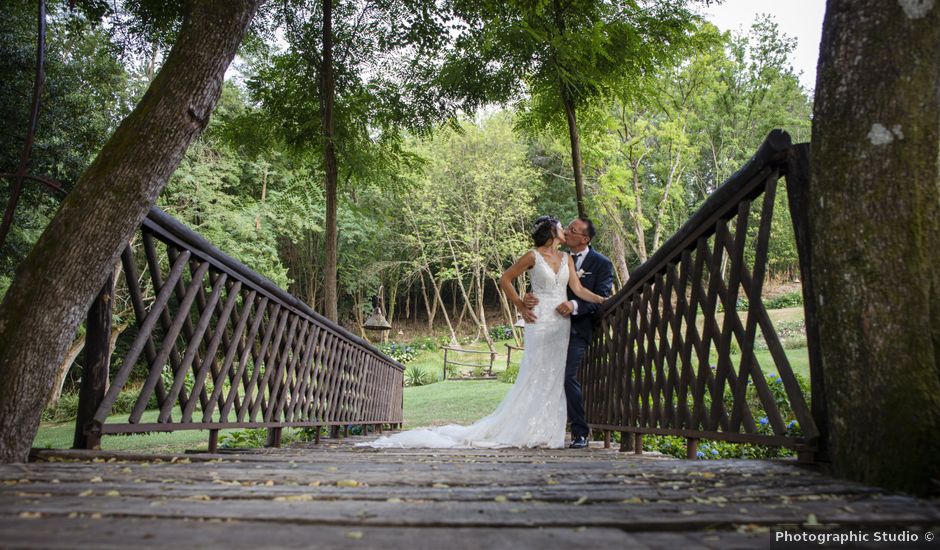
499;251;538;321
567;255;606;304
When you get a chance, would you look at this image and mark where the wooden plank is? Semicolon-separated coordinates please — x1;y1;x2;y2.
0;518;711;548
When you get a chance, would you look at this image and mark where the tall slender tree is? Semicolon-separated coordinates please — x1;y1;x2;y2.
811;0;940;494
249;0;453;319
441;0;701;217
320;0;339;321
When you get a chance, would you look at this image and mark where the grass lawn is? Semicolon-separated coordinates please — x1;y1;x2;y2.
34;405;241;454
402;380;511;429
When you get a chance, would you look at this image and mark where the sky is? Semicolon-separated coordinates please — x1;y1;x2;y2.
700;0;827;91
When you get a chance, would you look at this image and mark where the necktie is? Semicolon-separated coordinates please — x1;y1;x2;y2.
573;253;582;268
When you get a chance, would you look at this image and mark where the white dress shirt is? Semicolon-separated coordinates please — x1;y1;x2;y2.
569;247;590;315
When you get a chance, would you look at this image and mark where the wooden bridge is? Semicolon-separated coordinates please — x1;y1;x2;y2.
2;441;938;548
3;131;939;546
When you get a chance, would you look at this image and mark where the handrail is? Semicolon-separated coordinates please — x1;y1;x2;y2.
144;207;402;370
582;130;825;462
603;129;792;313
74;206;404;451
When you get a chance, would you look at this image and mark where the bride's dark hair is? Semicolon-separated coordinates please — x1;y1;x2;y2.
532;215;560;247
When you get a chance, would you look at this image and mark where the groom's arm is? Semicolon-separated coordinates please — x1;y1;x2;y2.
571;257;613;318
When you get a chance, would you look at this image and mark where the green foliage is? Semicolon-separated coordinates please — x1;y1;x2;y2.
1;5;132;288
408;336;439;352
219;426;323;449
498;364;519;384
765;291;803;309
42;385;156;423
404;365;434;387
488;324;514;341
442;0;700;129
379;342;418;364
219;428;268;449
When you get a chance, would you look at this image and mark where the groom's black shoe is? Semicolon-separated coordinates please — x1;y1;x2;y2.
569;436;589;449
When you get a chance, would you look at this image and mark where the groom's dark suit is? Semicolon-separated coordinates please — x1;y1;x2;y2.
565;247;614;440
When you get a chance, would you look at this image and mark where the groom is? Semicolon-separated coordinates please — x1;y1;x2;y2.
524;217;614;448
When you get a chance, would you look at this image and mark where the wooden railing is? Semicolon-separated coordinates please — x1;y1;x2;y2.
582;130;826;462
74;207;404;451
441;346;497;379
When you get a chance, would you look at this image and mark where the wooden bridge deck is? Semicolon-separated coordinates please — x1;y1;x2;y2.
1;437;938;548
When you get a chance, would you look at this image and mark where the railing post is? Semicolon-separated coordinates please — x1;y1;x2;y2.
785;143;829;464
634;433;643;455
208;429;219;453
73;273;113;450
442;347;448;380
266;427;282;448
686;438;699;460
619;431;633;452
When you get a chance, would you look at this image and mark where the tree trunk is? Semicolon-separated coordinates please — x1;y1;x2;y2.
46;335;86;408
255;163;268;231
418;268;435;330
561;91;587;218
428;268;457;344
810;0;940;495
629;161;649;263
0;0;261;463
321;0;339;322
609;228;629;289
474;268;494;352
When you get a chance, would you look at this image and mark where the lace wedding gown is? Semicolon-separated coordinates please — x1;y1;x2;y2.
359;251;572;449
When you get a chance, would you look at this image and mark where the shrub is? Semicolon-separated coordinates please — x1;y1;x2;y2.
765;291;803;309
717;297;749;313
404;365;433;387
379;342;417;364
42;392;80;423
488;324;514;341
219;426;329;449
498;364;519;384
409;336;439;351
219;428;268;449
41;383;158;423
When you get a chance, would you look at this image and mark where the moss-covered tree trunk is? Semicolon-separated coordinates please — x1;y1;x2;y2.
0;0;261;462
811;0;940;494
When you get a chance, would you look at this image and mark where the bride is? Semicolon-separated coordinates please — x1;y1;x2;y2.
359;216;607;449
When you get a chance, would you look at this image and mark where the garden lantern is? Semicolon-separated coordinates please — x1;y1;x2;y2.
363;295;391;331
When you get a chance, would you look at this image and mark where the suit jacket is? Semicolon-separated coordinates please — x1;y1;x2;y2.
566;247;614;340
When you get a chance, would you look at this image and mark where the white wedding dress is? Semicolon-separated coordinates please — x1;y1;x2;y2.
359;250;572;449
